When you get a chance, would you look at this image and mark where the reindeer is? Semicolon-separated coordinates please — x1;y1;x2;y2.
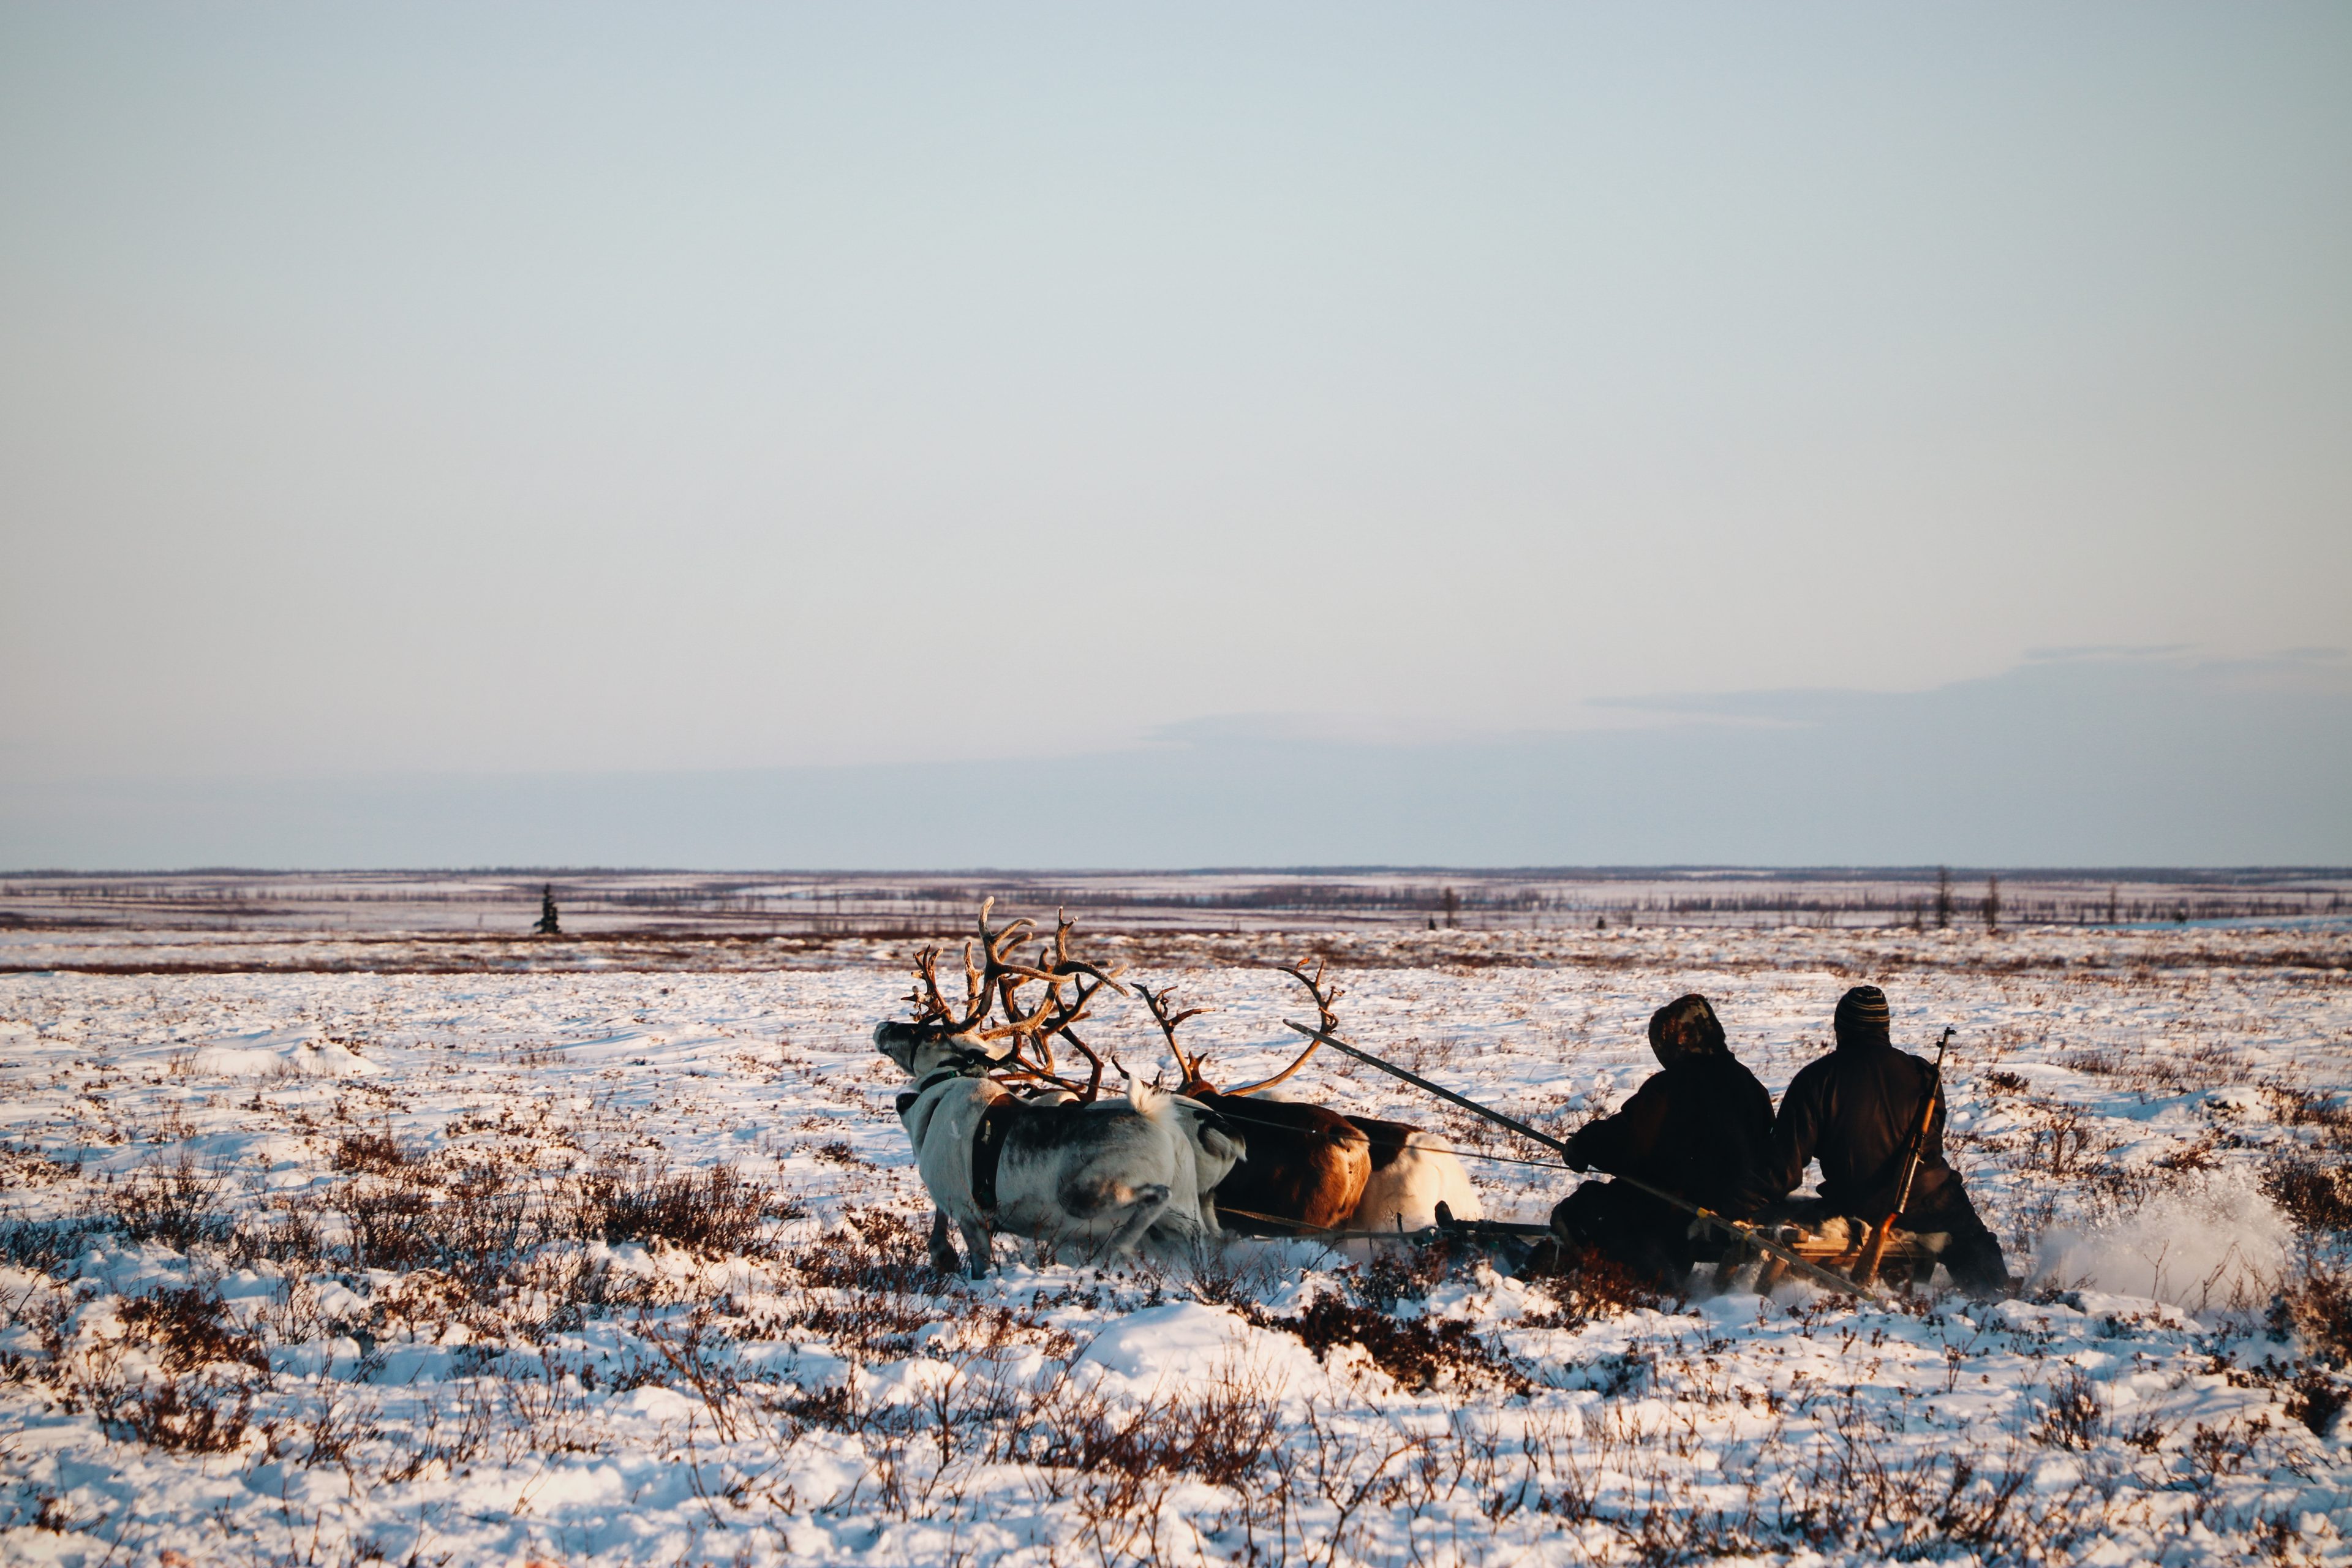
1140;960;1483;1236
1138;964;1371;1233
873;900;1242;1277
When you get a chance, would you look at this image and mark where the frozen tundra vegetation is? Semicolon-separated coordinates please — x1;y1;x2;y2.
0;922;2347;1567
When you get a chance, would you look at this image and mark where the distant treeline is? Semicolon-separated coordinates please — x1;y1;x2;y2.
8;870;2345;932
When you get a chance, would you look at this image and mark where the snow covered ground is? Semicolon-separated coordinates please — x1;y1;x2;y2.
1;920;2346;1566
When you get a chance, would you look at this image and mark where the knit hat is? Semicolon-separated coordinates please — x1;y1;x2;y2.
1833;984;1891;1042
1648;993;1727;1066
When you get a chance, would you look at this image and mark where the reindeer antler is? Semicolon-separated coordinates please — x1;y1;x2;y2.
903;896;1022;1036
904;945;959;1027
1135;981;1215;1091
945;905;1130;1102
1221;958;1345;1098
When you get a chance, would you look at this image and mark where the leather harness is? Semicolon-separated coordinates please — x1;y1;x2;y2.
970;1098;1020;1216
908;1063;1021;1219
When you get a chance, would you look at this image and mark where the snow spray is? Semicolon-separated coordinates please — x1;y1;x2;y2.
2032;1169;2294;1314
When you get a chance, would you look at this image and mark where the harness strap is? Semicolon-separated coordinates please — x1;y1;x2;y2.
910;1056;996;1095
970;1097;1019;1216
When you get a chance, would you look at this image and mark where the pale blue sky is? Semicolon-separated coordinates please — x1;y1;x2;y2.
2;5;2347;864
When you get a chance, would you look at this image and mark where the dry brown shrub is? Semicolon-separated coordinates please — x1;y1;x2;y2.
2029;1368;2103;1449
332;1126;417;1174
1025;1370;1284;1493
2020;1108;2113;1180
104;1150;230;1250
118;1286;266;1374
0;1217;114;1273
103;1374;255;1453
2271;1259;2352;1366
767;1294;932;1363
584;1163;772;1256
1515;1241;1668;1329
2261;1085;2352;1142
793;1208;939;1292
2285;1370;2347;1439
339;1183;438;1272
2263;1156;2352;1233
1254;1294;1524;1393
375;1270;476;1339
0;1142;81;1188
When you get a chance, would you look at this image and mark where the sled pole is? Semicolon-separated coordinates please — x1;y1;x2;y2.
1216;1204;1553;1243
1853;1026;1953;1288
1281;1020;1575;1157
1281;1021;1885;1300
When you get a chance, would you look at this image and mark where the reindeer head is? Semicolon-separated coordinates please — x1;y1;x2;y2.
872;1019;1007;1079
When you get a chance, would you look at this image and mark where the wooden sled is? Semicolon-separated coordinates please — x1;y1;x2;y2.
1708;1216;1950;1294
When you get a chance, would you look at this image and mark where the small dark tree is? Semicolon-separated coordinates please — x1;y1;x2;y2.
2106;886;2119;924
1441;886;1461;929
1934;866;1953;930
1984;874;2000;932
533;884;560;936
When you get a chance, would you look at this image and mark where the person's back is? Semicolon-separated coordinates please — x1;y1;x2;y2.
1573;1047;1774;1216
1765;1031;1951;1218
1754;984;2010;1295
1550;993;1774;1284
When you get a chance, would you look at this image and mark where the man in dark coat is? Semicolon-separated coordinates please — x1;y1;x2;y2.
1547;994;1775;1286
1749;984;2010;1295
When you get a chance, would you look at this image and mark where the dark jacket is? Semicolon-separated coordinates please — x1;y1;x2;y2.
1752;1035;1956;1218
1566;1053;1776;1218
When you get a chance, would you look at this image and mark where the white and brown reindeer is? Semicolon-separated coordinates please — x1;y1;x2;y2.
873;901;1243;1278
1140;960;1483;1236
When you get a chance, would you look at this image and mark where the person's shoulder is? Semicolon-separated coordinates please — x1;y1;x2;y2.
1786;1049;1835;1082
1704;1052;1771;1088
1778;1052;1834;1099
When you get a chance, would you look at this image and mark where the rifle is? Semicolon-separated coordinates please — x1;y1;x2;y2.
1851;1025;1954;1288
1281;1020;1887;1300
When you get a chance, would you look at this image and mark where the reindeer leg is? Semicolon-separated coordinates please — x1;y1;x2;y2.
928;1208;960;1275
1145;1207;1216;1272
1099;1184;1174;1263
960;1218;995;1280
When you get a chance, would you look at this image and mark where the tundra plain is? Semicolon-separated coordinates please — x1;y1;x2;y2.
1;884;2347;1566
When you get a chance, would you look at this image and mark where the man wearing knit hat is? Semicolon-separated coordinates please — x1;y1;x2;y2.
1747;984;2011;1295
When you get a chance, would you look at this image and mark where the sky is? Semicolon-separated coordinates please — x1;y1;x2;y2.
2;4;2347;868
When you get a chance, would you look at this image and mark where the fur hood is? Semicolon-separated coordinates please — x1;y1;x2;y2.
1647;993;1730;1069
